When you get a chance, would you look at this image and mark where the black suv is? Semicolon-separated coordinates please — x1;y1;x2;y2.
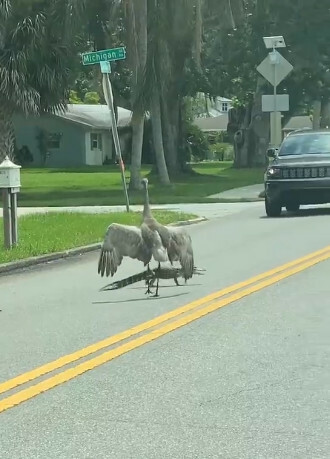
264;129;330;217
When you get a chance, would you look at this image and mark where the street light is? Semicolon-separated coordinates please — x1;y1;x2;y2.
263;35;286;147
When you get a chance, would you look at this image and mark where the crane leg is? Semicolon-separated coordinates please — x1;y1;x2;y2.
153;263;161;297
145;264;153;295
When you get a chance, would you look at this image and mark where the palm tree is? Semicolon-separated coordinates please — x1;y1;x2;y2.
126;0;148;190
0;0;85;161
73;0;149;188
156;0;197;175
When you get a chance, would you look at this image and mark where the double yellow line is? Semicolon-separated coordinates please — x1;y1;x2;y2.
1;245;330;414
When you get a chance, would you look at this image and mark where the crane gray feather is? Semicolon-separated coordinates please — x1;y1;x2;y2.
98;223;152;277
166;226;194;280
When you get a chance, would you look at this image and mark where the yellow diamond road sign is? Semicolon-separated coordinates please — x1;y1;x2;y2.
257;50;293;87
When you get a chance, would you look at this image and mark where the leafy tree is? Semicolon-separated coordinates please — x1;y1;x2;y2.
200;0;330;167
0;0;85;161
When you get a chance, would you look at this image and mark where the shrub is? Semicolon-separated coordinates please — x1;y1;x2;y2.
14;144;33;165
211;142;234;161
185;123;210;162
83;91;101;104
206;130;231;145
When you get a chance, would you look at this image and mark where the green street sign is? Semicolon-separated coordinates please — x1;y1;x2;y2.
82;47;126;66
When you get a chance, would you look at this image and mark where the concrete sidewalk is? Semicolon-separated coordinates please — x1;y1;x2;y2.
0;184;265;221
207;183;264;201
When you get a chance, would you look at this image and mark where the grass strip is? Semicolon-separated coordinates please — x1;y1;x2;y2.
12;162;263;207
0;210;197;264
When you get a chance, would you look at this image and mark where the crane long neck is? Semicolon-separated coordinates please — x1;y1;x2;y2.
143;184;152;218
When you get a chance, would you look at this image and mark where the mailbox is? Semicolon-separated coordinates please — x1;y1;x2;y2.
0;156;21;189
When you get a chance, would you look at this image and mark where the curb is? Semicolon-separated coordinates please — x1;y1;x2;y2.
168;216;207;226
207;197;264;203
0;217;207;276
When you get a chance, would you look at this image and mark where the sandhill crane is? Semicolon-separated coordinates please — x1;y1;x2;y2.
97;220;167;295
97;179;195;297
141;178;194;296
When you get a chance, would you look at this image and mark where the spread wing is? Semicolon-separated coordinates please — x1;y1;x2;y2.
98;223;152;277
167;227;194;280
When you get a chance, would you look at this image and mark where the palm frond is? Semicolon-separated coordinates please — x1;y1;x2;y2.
0;0;86;116
0;0;11;20
10;13;45;49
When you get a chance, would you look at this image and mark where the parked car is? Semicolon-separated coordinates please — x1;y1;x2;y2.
264;129;330;217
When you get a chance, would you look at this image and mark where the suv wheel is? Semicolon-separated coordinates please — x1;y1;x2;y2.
286;203;300;212
265;196;282;217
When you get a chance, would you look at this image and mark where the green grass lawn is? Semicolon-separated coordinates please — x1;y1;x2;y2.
11;162;263;208
0;210;197;264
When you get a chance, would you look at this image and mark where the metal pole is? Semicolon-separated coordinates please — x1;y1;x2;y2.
2;188;12;249
273;60;277;146
271;48;281;148
102;72;130;212
10;191;18;245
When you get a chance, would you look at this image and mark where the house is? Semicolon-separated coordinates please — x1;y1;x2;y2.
193;114;229;132
13;104;133;167
193;93;233;119
282;115;313;136
192;93;231;135
211;96;232;115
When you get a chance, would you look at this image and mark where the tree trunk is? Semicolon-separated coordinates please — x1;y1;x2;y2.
130;111;145;189
313;100;321;129
250;78;270;167
233;106;251;168
151;89;170;185
233;78;269;168
226;0;245;27
321;99;330;128
177;98;192;172
161;98;174;169
0;105;15;161
227;0;236;28
162;96;180;176
193;0;203;70
128;0;148;190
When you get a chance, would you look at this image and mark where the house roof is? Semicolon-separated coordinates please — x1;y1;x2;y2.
195;114;313;134
54;104;133;130
216;96;232;102
193;114;228;132
283;115;312;131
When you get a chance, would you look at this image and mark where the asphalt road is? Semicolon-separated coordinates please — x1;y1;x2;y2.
1;202;330;458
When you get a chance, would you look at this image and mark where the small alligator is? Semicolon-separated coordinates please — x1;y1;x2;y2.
100;265;205;291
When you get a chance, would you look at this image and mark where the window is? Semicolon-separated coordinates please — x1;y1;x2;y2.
47;133;62;149
279;133;330;156
221;102;229;112
90;133;102;150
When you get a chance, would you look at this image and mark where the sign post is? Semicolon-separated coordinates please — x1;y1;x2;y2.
81;47;130;212
2;188;12;248
257;46;293;147
0;156;21;249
